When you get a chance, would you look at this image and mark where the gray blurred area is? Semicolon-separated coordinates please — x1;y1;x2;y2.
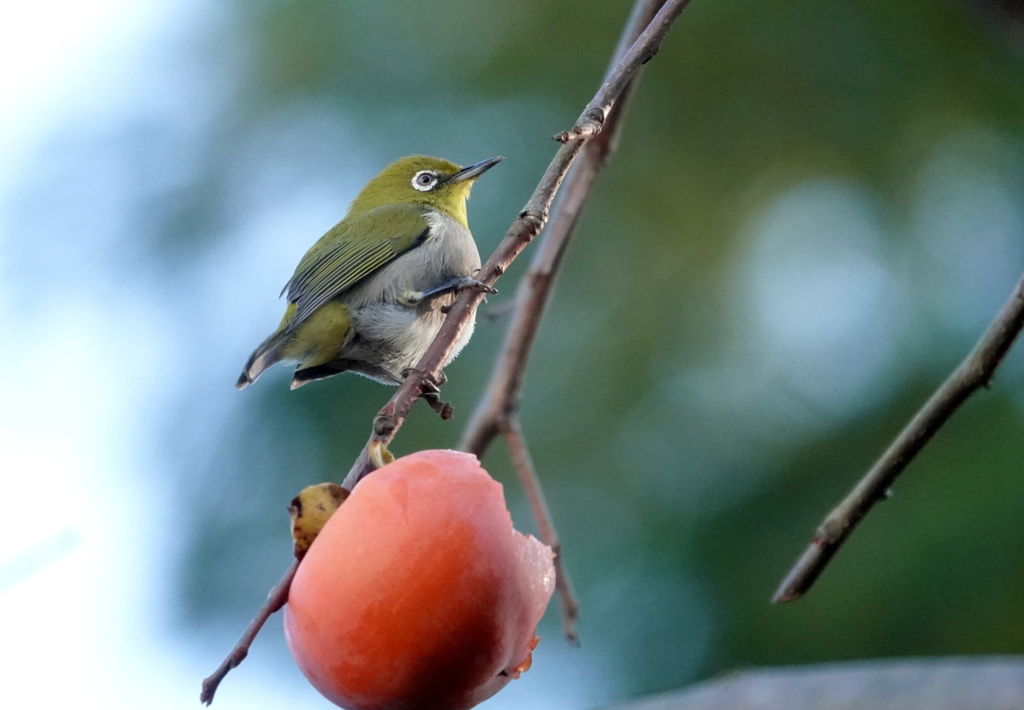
1;0;1024;708
604;657;1024;710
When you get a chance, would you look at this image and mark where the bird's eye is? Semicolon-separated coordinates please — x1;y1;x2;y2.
412;171;439;191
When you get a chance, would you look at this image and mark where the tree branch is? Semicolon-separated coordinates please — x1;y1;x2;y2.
200;559;299;704
502;416;580;644
340;0;692;491
555;0;694;143
774;270;1024;603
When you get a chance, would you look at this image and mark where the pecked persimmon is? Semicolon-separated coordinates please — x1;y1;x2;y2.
284;449;555;710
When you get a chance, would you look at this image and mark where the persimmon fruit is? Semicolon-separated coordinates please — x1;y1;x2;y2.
284;449;555;710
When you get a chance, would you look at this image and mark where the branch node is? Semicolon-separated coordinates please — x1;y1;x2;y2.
373;412;396;438
553;107;607;143
516;210;547;240
818;517;845;544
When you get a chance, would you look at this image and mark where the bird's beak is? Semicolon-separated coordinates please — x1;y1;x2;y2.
449;156;504;183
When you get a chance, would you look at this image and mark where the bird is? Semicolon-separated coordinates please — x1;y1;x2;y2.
236;154;502;391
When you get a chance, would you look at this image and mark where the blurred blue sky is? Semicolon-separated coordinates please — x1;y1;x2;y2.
0;2;329;707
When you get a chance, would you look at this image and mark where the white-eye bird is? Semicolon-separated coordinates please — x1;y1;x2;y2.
237;155;502;391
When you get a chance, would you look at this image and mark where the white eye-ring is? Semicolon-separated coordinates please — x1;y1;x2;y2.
412;170;439;191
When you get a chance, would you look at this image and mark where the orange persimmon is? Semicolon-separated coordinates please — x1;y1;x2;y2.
284;449;555;710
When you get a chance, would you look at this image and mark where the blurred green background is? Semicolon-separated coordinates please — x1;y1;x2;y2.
2;0;1024;708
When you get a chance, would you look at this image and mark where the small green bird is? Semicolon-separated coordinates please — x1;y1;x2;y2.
237;155;502;391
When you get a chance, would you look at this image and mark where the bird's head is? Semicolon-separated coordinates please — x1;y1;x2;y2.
349;155;503;228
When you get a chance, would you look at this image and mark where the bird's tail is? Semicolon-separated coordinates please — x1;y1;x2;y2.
236;331;289;389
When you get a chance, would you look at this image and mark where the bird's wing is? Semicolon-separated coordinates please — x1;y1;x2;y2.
283;203;430;329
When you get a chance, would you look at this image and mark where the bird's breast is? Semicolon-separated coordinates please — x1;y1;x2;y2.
345;300;476;375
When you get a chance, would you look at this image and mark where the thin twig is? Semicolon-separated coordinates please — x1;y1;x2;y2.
340;0;691;492
554;0;693;143
502;416;580;644
200;559;299;705
774;270;1024;603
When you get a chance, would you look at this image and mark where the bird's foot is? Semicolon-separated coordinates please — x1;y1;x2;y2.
455;277;498;297
399;367;447;391
401;278;496;310
400;367;453;420
421;277;498;303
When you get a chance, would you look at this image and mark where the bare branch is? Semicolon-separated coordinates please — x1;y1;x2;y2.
341;0;692;491
554;0;693;143
774;270;1024;603
502;417;580;644
200;559;299;705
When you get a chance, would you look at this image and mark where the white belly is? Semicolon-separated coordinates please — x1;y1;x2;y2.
345;302;477;379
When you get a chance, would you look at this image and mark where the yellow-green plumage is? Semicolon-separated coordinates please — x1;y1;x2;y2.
237;154;501;390
280;301;352;367
348;156;475;229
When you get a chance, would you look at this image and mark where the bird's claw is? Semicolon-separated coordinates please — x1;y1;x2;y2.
415;277;497;306
464;278;497;296
400;368;453;420
400;367;447;392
